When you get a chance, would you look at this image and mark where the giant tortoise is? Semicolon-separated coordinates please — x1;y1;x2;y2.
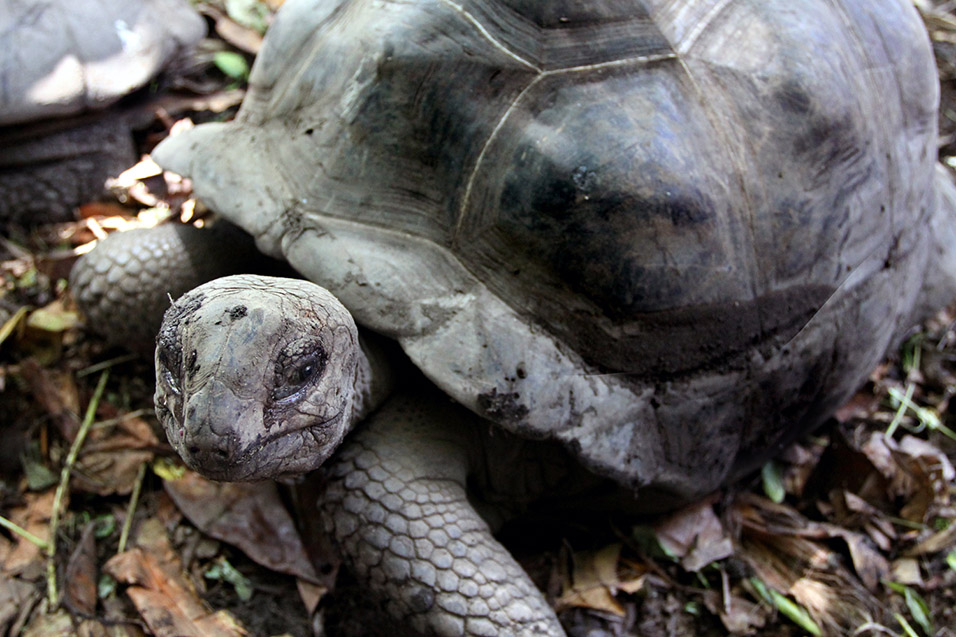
72;0;956;634
0;0;204;226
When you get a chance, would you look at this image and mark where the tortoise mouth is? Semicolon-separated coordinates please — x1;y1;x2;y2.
163;410;345;482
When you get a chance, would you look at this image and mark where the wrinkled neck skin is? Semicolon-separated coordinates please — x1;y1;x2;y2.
350;333;393;428
359;376;605;529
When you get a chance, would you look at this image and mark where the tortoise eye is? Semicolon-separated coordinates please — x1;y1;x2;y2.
157;345;183;395
273;353;323;402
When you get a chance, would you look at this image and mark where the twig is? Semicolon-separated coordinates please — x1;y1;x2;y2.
0;514;50;551
76;353;138;378
117;461;147;554
885;383;915;440
46;370;109;609
886;385;956;442
852;621;898;636
91;408;153;430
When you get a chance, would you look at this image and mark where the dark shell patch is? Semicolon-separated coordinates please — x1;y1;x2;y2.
476;388;529;424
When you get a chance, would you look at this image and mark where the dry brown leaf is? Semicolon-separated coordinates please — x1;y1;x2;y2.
73;451;153;497
77;202;133;220
105;518;246;637
741;537;877;632
555;543;648;616
132;517;172;555
556;543;627;616
733;495;883;631
839;491;897;540
19;359;80;441
812;427;949;525
85;413;159;453
892;452;939;523
904;520;956;556
296;579;326;616
163;470;319;582
861;433;921;499
654;499;733;572
834;389;881;423
0;576;39;636
106;548;246;636
215;16;264;53
818;523;889;592
898;435;955;481
789;576;868;631
736;493;889;592
63;523;98;615
20;609;73;636
1;490;56;577
862;521;893;552
779;440;826;498
72;415;158;496
703;588;768;635
896;436;955;521
104;157;170;208
804;428;890;508
890;558;923;586
823;491;893;588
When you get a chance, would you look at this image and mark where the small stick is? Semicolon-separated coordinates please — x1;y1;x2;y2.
0;514;50;551
76;354;137;378
47;370;110;609
91;408;153;430
117;461;147;555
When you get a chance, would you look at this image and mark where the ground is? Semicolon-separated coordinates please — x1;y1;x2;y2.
2;2;956;636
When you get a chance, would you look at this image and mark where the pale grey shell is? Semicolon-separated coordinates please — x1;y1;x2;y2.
153;0;956;501
0;0;205;125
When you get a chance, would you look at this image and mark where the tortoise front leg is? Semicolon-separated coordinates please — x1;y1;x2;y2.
318;394;564;637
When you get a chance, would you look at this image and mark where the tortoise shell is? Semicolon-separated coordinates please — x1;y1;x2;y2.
0;0;203;125
153;0;947;501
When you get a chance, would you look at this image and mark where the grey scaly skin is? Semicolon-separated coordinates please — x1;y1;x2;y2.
321;393;567;636
153;274;567;636
69;223;265;356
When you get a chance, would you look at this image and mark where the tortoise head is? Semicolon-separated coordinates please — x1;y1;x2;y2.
154;274;362;481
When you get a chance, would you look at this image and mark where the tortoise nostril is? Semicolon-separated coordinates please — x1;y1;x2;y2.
184;434;239;466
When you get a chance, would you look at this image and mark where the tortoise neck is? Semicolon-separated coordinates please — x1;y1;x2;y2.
349;333;393;427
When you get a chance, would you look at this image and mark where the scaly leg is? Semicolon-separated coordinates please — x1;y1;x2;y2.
318;393;565;636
